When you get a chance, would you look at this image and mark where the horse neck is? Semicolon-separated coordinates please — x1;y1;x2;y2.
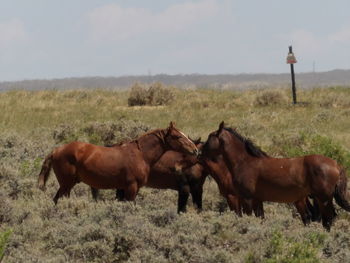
137;131;166;165
222;132;251;167
205;158;232;192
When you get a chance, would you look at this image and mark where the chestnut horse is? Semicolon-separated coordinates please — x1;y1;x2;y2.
38;122;199;204
202;121;350;230
91;139;208;213
202;154;264;217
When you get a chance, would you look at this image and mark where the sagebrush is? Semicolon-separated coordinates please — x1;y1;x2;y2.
0;86;349;262
128;82;175;106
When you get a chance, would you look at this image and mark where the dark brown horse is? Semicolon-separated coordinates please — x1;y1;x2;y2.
38;122;199;204
202;154;264;217
201;121;350;230
92;139;208;213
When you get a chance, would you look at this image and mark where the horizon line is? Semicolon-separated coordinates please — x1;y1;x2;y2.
1;68;349;83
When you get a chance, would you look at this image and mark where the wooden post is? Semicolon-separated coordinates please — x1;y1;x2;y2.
288;46;297;104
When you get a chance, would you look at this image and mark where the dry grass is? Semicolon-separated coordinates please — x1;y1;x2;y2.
128;82;175;106
0;86;349;262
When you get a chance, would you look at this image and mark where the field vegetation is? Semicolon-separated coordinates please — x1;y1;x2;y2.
127;82;175;106
0;85;349;262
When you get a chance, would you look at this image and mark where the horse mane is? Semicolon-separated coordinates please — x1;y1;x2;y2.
105;128;167;148
224;127;269;158
134;128;166;142
105;143;120;147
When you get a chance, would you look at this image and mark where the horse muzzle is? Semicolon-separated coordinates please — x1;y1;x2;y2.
192;148;200;157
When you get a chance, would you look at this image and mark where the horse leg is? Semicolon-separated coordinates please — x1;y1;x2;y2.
53;187;64;205
253;200;264;219
306;196;321;222
178;184;190;213
312;200;322;222
190;183;203;211
53;185;74;205
227;194;242;216
52;161;76;205
241;199;253;216
116;189;125;201
317;198;336;231
91;187;99;201
124;183;139;201
53;175;76;205
294;199;312;226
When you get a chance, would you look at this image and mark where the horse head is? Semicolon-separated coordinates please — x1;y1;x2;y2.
201;121;226;159
164;121;199;156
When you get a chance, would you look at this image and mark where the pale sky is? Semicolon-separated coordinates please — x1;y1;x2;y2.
1;0;350;81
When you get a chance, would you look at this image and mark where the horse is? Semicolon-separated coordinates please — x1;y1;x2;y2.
201;121;350;230
38;122;199;204
91;139;208;213
201;154;264;217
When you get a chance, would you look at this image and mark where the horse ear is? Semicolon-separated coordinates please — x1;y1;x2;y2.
166;121;175;136
189;136;201;144
195;137;202;145
218;121;225;132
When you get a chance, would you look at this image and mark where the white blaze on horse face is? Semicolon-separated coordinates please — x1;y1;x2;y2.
178;130;197;149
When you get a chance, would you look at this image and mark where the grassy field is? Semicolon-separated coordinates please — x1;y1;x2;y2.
0;86;350;262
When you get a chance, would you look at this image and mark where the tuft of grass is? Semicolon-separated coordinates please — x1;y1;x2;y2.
0;229;12;261
255;89;288;106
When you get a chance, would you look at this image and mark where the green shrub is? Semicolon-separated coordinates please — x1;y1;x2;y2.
0;229;12;261
264;231;284;259
309;135;350;169
271;132;350;170
262;230;324;263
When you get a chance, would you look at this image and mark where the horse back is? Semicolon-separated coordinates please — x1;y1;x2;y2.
246;155;339;202
53;141;124;163
52;141;149;188
52;141;87;164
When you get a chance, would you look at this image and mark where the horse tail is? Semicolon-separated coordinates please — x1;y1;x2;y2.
38;153;53;191
334;166;350;212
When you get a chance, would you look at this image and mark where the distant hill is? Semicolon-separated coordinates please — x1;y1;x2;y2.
1;69;350;91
